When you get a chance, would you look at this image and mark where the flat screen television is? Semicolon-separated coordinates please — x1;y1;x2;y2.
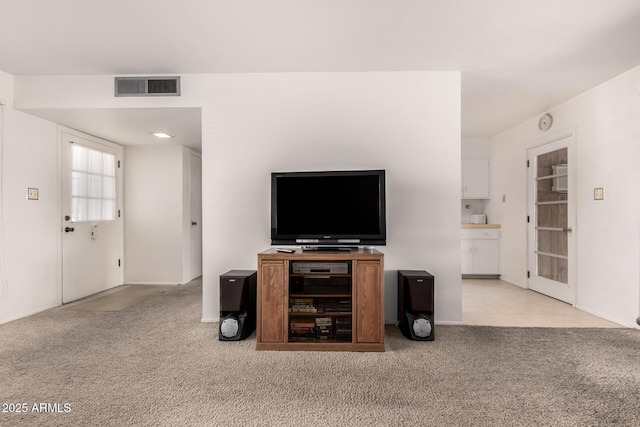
271;170;386;248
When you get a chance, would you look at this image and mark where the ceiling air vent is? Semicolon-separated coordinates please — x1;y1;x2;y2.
115;76;180;97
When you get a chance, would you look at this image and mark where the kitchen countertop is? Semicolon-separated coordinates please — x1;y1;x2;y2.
461;224;501;229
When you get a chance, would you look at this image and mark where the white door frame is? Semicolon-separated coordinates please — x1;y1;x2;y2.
526;129;576;305
188;152;203;281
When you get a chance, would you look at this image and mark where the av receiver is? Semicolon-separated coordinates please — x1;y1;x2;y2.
291;261;349;274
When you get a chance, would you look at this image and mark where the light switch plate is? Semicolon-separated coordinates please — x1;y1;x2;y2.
594;187;604;200
27;187;39;200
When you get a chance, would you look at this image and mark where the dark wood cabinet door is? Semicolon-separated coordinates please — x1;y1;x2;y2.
356;261;382;343
259;261;285;342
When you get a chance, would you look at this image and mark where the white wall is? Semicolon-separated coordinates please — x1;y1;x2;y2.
201;72;462;324
462;137;490;157
0;71;14;106
0;71;10;302
14;71;463;325
489;66;640;328
124;145;188;284
0;106;59;323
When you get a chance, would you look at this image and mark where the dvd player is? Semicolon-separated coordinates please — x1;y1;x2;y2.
291;262;349;274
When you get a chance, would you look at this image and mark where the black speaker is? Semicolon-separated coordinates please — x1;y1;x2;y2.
398;270;434;341
219;270;257;341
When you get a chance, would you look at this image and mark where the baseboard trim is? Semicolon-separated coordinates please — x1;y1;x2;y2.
462;274;500;279
575;304;634;328
436;320;464;326
499;276;526;289
0;302;60;325
201;317;219;323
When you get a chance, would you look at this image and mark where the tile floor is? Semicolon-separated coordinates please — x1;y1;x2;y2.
462;278;623;327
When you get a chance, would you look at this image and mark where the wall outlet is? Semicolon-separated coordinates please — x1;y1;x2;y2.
594;187;604;200
27;187;39;200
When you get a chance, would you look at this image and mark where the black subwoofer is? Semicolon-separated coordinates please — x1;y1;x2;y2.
398;270;435;341
219;270;257;341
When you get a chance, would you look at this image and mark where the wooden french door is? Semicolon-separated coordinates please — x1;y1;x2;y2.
527;136;574;304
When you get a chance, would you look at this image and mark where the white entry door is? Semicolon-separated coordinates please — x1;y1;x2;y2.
189;153;202;280
527;135;574;304
61;132;124;303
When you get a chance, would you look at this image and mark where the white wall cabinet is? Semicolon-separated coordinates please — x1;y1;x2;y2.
461;228;499;276
462;158;489;199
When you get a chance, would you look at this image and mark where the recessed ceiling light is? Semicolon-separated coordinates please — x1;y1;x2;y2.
151;132;173;138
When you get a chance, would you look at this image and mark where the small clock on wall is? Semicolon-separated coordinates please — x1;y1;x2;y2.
538;113;553;131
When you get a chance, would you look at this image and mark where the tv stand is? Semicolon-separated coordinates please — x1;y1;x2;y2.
257;248;384;351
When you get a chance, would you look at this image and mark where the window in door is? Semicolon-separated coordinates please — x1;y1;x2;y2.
70;143;116;222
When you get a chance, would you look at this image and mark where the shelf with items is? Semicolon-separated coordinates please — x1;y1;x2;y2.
289;315;352;343
289;274;351;295
288;296;352;314
287;261;353;343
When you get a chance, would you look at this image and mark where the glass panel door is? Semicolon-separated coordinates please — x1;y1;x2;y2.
536;148;568;284
528;136;574;304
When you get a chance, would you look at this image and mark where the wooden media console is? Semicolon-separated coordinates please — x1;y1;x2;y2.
256;248;384;352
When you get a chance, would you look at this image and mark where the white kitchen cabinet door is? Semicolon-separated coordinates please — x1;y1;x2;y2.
461;228;500;276
472;239;499;274
461;239;474;274
462;158;489;199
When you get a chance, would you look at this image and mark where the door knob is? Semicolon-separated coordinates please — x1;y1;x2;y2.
64;227;75;232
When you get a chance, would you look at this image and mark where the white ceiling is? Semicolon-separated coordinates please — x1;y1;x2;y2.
2;0;640;146
26;108;203;151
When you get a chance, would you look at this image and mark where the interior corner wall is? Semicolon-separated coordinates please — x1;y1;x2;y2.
489;66;640;328
124;145;185;284
0;106;59;324
200;71;462;324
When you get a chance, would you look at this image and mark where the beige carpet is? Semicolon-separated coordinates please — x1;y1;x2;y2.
61;285;177;312
1;279;639;427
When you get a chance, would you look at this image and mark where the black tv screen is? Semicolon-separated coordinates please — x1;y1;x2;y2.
271;170;386;246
